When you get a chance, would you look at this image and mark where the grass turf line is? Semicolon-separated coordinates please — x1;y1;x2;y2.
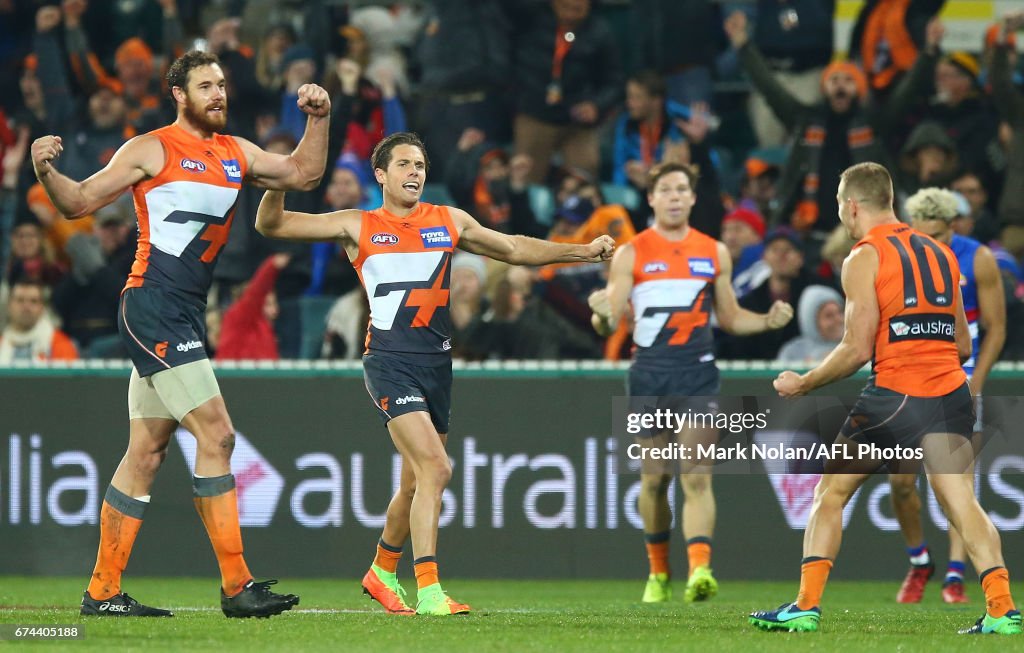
0;577;1014;652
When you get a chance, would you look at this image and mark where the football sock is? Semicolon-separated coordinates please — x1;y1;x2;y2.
87;486;146;600
796;557;833;610
414;557;439;590
193;474;252;597
687;537;712;576
945;560;966;583
980;567;1016;618
907;543;930;566
374;539;403;574
644;531;670;576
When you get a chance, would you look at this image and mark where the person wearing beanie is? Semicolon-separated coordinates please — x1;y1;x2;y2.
722;206;769;296
924;50;1001;198
724;9;944;236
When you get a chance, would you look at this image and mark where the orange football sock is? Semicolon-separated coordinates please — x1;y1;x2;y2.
796;557;833;610
980;567;1016;618
193;475;252;597
687;538;712;576
374;539;403;574
414;558;439;589
646;541;670;576
87;487;146;600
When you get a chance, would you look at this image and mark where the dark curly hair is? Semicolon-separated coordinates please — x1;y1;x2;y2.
166;50;222;98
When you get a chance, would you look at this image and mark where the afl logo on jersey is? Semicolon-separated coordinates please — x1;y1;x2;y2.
643;261;669;274
371;232;399;246
180;158;207;173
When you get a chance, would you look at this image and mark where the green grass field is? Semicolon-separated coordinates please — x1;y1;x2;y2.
0;576;1015;651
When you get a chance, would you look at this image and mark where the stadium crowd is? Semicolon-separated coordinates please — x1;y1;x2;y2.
0;0;1022;364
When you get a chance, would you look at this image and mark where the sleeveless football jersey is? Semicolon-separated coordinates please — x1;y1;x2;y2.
949;233;981;376
855;222;966;396
629;227;719;368
124;124;247;304
352;202;458;358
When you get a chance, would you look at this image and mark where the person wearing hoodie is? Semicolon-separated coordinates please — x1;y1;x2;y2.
775;285;844;364
897;121;959;200
215;254;290;361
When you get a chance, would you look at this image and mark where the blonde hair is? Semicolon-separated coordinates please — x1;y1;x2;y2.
904;187;959;223
840;162;893;209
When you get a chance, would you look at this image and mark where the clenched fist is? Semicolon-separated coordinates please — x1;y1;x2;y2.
773;370;804;398
766;300;794;329
588;288;611;320
296;84;331;118
31;135;63;179
584;235;615;262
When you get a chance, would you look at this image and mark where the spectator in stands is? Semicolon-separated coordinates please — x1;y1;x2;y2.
718;227;817;359
304;153;371;297
897;121;958;198
347;4;422;97
330;57;406;166
278;45;321;143
736;156;781;218
819;224;857;285
413;0;512;177
449;252;489;360
0;278;77;363
215;254;290;361
445;129;544;237
205;16;263;142
991;12;1024;260
626;101;724;238
33;6;132;182
254;23;296;96
748;0;835;147
60;0;183;132
466;266;600;360
25;183;93;265
776;285;845;364
926;51;1001;196
322;288;370;360
51;194;136;350
848;0;944;96
612;70;690;190
950;169;1000;242
629;0;724;106
721;207;769;297
512;0;623;183
546;176;635;250
724;10;943;237
5;218;63;288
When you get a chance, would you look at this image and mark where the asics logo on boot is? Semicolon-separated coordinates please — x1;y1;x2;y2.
100;602;131;612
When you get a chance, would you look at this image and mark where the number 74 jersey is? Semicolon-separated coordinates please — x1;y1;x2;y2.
856;222;967;397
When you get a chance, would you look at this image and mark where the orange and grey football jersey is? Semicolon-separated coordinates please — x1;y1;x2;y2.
124;124;246;304
629;227;720;367
352;202;459;358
